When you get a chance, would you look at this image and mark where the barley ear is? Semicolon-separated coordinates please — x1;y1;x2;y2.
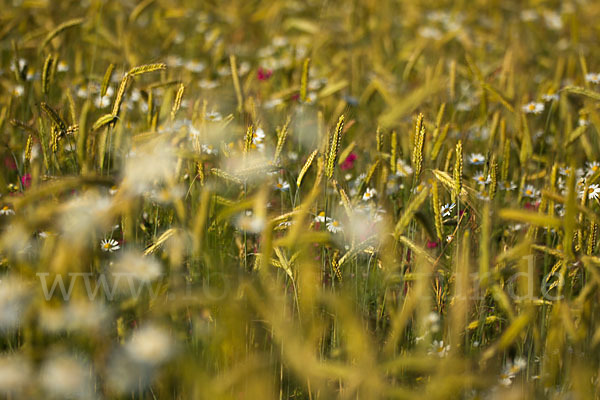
273;117;291;164
432;181;443;242
171;83;185;121
101;63;115;98
42;53;53;95
244;125;254;156
300;58;311;103
390;130;397;174
453;140;463;201
489;156;498;200
326;115;345;180
297;149;318;188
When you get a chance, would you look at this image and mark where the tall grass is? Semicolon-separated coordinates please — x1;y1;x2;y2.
1;0;600;398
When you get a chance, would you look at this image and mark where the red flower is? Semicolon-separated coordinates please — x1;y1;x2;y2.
426;240;439;249
257;67;272;81
21;174;31;189
524;202;539;211
340;153;357;170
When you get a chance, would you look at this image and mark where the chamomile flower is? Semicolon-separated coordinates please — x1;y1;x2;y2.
542;93;559;102
396;159;413;177
585;72;600;84
326;219;343;234
198;79;219;89
101;238;120;252
56;60;69;72
363;188;377;201
499;357;527;387
314;211;331;224
586;161;600;176
201;144;218;155
12;85;24;97
252;127;266;150
412;182;429;194
0;206;15;216
473;171;490;185
428;340;450;358
467;153;485;165
499;181;517;191
440;203;456;217
559;166;573;176
274;178;290;191
522;102;544;114
184;60;205;73
522;184;539;198
582;184;600;200
205;111;222;122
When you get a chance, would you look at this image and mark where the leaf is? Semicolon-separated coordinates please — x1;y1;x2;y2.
92;113;117;131
497;312;531;349
498;209;563;228
394;187;430;238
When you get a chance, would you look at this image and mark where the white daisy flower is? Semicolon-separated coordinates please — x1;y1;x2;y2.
184;60;205;73
201;144;218;155
589;184;600;200
363;188;377;201
396;159;413;177
12;85;24;97
125;324;172;365
499;181;517;191
522;102;544;114
542;93;559;102
581;184;600;200
274;178;290;191
499;357;527;387
198;79;219;89
586;161;600;176
252;127;266;150
559;166;573;176
314;211;331;224
326;219;343;234
585;73;600;84
467;153;485;165
522;184;539;198
0;206;15;216
473;171;490;185
205;111;222;122
101;238;120;252
412;182;429;194
440;203;455;217
95;95;111;109
428;340;450;358
56;60;69;72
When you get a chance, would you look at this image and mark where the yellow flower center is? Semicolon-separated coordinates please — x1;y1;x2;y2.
526;190;533;196
103;243;111;249
528;104;535;111
332;221;339;227
276;183;282;188
318;212;325;217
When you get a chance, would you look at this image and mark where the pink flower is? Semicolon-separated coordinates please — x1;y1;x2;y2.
426;240;438;249
340;153;357;170
21;174;31;188
257;67;272;81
